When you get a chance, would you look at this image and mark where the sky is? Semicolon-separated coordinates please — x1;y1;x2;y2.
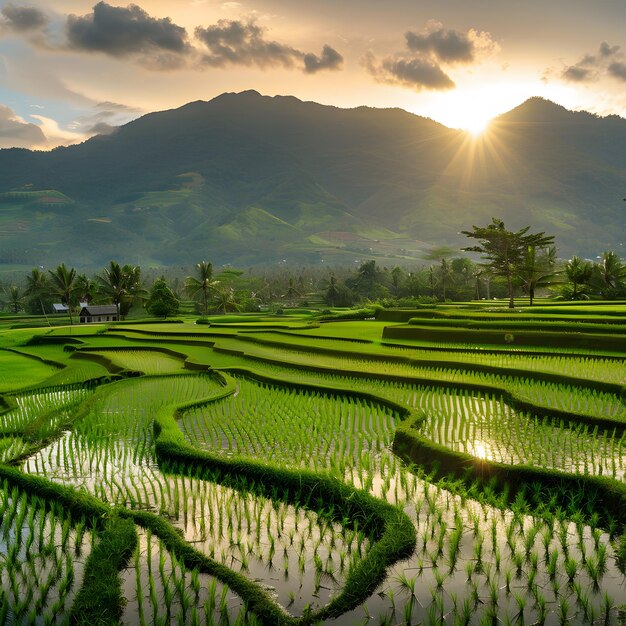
0;0;625;148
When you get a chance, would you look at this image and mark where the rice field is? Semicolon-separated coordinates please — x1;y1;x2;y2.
1;306;626;624
0;482;94;623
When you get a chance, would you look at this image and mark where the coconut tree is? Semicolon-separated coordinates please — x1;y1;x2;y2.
2;285;24;313
184;261;218;316
323;274;340;306
517;245;558;306
97;261;143;319
76;274;98;305
592;251;625;298
212;286;240;314
564;256;593;300
438;257;454;301
283;277;301;305
48;263;77;324
24;268;50;315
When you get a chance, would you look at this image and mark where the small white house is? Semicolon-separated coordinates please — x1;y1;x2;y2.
78;305;119;323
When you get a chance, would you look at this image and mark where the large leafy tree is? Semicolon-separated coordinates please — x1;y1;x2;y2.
145;277;180;318
462;218;555;308
48;263;77;324
184;261;218;317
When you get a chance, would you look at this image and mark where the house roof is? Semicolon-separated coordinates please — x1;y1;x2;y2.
79;305;118;316
52;303;69;312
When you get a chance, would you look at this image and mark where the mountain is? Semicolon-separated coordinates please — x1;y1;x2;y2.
0;91;624;268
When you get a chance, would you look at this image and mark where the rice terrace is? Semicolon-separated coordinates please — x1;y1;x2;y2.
0;298;625;625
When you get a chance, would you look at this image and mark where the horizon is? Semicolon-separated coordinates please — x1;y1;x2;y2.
2;90;625;154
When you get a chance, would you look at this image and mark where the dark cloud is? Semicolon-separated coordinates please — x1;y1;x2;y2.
4;3;342;75
364;51;454;91
195;19;342;73
364;22;495;92
561;42;622;83
562;65;594;82
599;41;620;58
195;19;299;68
66;1;190;67
0;104;46;148
405;27;473;64
0;3;48;32
303;44;343;74
608;61;626;81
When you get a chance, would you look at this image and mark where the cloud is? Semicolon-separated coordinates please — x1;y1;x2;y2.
0;104;46;148
67;100;141;135
29;113;86;147
600;42;620;58
195;19;298;68
405;23;498;65
0;3;48;32
561;42;622;83
562;64;595;83
195;18;342;73
66;2;191;68
405;27;473;64
303;44;343;74
87;121;118;135
608;61;626;81
3;4;342;74
364;22;496;92
364;52;454;91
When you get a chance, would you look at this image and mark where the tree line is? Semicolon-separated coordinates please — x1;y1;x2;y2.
1;220;625;317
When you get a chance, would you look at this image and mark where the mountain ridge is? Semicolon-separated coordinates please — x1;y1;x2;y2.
0;92;624;268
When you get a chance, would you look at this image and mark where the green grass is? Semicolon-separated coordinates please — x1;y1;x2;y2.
0;350;60;392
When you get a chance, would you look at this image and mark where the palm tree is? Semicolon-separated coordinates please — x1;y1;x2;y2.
184;261;218;316
48;263;77;324
593;251;624;297
564;256;593;300
76;274;98;305
517;245;557;306
97;261;143;319
283;277;300;305
390;266;403;297
212;286;239;314
24;268;50;316
3;285;24;313
97;261;126;319
438;258;454;301
323;274;340;307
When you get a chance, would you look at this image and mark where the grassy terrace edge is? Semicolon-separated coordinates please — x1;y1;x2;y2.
393;409;626;530
153;370;417;623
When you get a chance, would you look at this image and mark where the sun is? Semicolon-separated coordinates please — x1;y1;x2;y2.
436;94;497;135
464;117;491;136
